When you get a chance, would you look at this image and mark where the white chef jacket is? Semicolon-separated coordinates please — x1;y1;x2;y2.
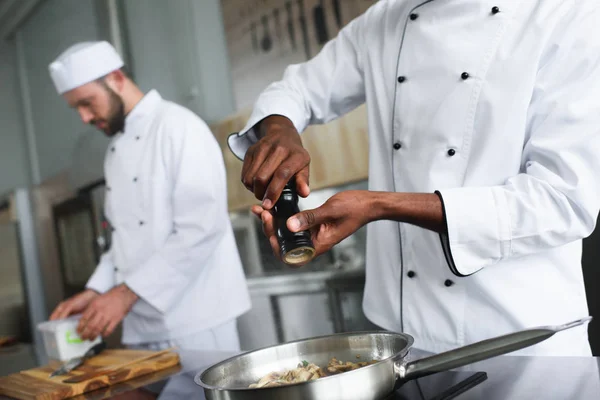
86;90;251;344
229;0;600;356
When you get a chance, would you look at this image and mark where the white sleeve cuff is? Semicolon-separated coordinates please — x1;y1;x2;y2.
436;186;512;276
228;93;310;160
227;129;258;161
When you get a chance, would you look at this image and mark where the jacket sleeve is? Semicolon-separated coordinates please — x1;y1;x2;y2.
125;113;229;314
437;5;600;276
86;250;116;294
227;1;376;159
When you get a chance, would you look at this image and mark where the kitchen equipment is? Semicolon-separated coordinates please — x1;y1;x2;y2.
250;21;258;53
48;341;106;378
313;0;329;45
298;0;311;59
0;348;180;400
285;1;297;51
1;190;44;362
273;8;283;53
273;179;316;265
0;202;29;348
260;15;272;52
332;0;342;29
37;315;102;361
387;370;488;400
62;347;176;384
52;191;103;298
196;317;591;400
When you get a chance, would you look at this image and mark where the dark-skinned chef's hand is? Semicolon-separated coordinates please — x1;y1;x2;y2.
252;190;445;265
252;190;374;265
241;115;311;208
77;284;139;341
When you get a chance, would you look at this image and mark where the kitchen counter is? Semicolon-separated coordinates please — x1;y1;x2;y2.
6;348;594;400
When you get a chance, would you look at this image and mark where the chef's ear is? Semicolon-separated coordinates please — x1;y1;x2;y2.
104;69;128;92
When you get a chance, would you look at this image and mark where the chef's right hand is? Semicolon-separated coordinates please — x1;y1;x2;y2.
251;191;373;264
241;115;311;209
49;289;99;320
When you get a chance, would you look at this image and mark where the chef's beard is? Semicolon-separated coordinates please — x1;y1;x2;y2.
91;83;125;137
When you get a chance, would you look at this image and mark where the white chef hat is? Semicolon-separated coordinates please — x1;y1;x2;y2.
48;41;124;94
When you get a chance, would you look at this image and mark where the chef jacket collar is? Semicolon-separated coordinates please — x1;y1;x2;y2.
124;89;162;133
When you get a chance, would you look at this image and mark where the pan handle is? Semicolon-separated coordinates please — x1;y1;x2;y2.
397;316;592;381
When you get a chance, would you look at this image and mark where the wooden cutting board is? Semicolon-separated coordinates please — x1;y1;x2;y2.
0;349;180;400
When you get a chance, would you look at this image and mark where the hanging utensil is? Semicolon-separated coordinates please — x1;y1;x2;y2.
273;8;284;54
313;0;329;45
332;0;342;29
196;317;592;400
250;21;259;53
260;15;273;53
49;341;106;378
298;0;311;59
285;1;297;51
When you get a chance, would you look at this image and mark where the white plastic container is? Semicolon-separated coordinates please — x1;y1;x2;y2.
37;315;102;361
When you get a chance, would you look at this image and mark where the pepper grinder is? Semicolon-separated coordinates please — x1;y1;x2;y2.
273;179;316;265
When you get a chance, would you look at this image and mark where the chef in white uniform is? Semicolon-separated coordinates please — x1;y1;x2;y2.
48;41;251;353
230;0;600;356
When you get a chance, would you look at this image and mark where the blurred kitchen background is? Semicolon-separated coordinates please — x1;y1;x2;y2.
0;0;598;376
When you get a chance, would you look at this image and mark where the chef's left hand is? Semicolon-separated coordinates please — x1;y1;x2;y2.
253;190;374;264
77;284;139;340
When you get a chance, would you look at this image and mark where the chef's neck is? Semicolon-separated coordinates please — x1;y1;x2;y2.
120;80;146;116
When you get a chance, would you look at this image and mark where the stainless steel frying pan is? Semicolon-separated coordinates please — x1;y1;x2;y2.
196;317;591;400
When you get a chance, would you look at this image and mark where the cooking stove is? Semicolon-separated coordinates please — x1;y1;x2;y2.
385;370;487;400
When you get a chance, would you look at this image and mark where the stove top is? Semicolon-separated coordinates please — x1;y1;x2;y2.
386;370;488;400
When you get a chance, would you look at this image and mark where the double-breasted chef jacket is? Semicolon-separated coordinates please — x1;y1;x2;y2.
229;0;600;355
87;90;251;345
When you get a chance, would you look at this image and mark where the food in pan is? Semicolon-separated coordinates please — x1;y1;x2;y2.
249;360;324;388
248;357;378;388
325;357;377;374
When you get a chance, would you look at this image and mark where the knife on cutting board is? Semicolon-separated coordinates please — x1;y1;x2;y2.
62;347;177;384
49;341;106;378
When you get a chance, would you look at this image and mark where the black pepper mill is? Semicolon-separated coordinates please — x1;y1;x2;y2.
273;179;316;266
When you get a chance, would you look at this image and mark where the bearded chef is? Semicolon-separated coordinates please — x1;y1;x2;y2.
229;0;600;356
48;41;251;353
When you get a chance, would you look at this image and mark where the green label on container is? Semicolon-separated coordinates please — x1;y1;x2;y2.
66;331;83;344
